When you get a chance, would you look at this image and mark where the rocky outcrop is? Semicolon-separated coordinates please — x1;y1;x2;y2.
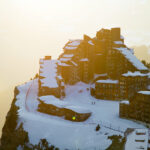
0;87;60;150
0;87;29;150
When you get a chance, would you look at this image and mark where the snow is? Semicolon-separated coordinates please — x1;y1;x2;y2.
138;91;150;95
39;95;91;114
80;58;89;62
70;61;78;66
96;79;118;84
58;62;71;67
120;101;130;105
88;40;94;45
67;40;81;46
64;46;77;50
65;105;91;114
114;41;123;44
40;59;58;88
114;47;148;70
57;75;63;80
63;54;74;58
39;95;68;107
15;80;146;150
59;57;71;62
125;129;148;150
122;71;148;77
129;48;134;54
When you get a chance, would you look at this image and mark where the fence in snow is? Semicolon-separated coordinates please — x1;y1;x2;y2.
25;80;34;112
89;120;126;134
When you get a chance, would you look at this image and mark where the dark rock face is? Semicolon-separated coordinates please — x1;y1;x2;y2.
0;87;60;150
0;87;29;150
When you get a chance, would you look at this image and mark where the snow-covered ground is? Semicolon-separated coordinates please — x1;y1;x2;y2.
125;129;148;150
15;79;146;150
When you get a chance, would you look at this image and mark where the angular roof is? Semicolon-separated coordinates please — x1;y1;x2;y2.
114;47;148;71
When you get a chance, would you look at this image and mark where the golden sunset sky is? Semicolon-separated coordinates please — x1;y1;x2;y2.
0;0;150;91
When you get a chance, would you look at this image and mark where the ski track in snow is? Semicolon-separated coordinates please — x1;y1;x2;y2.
15;79;146;150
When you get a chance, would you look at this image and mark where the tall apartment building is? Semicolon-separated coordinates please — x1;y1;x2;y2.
39;56;65;98
120;91;150;123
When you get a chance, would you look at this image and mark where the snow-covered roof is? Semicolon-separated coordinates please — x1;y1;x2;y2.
64;40;82;50
96;79;118;84
59;57;71;62
114;47;148;71
67;40;81;46
122;71;148;77
88;40;94;45
39;95;68;107
138;91;150;95
114;41;123;45
70;61;78;66
64;46;77;50
80;58;88;62
40;59;58;88
63;54;74;58
58;62;71;67
39;96;91;114
120;101;130;105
